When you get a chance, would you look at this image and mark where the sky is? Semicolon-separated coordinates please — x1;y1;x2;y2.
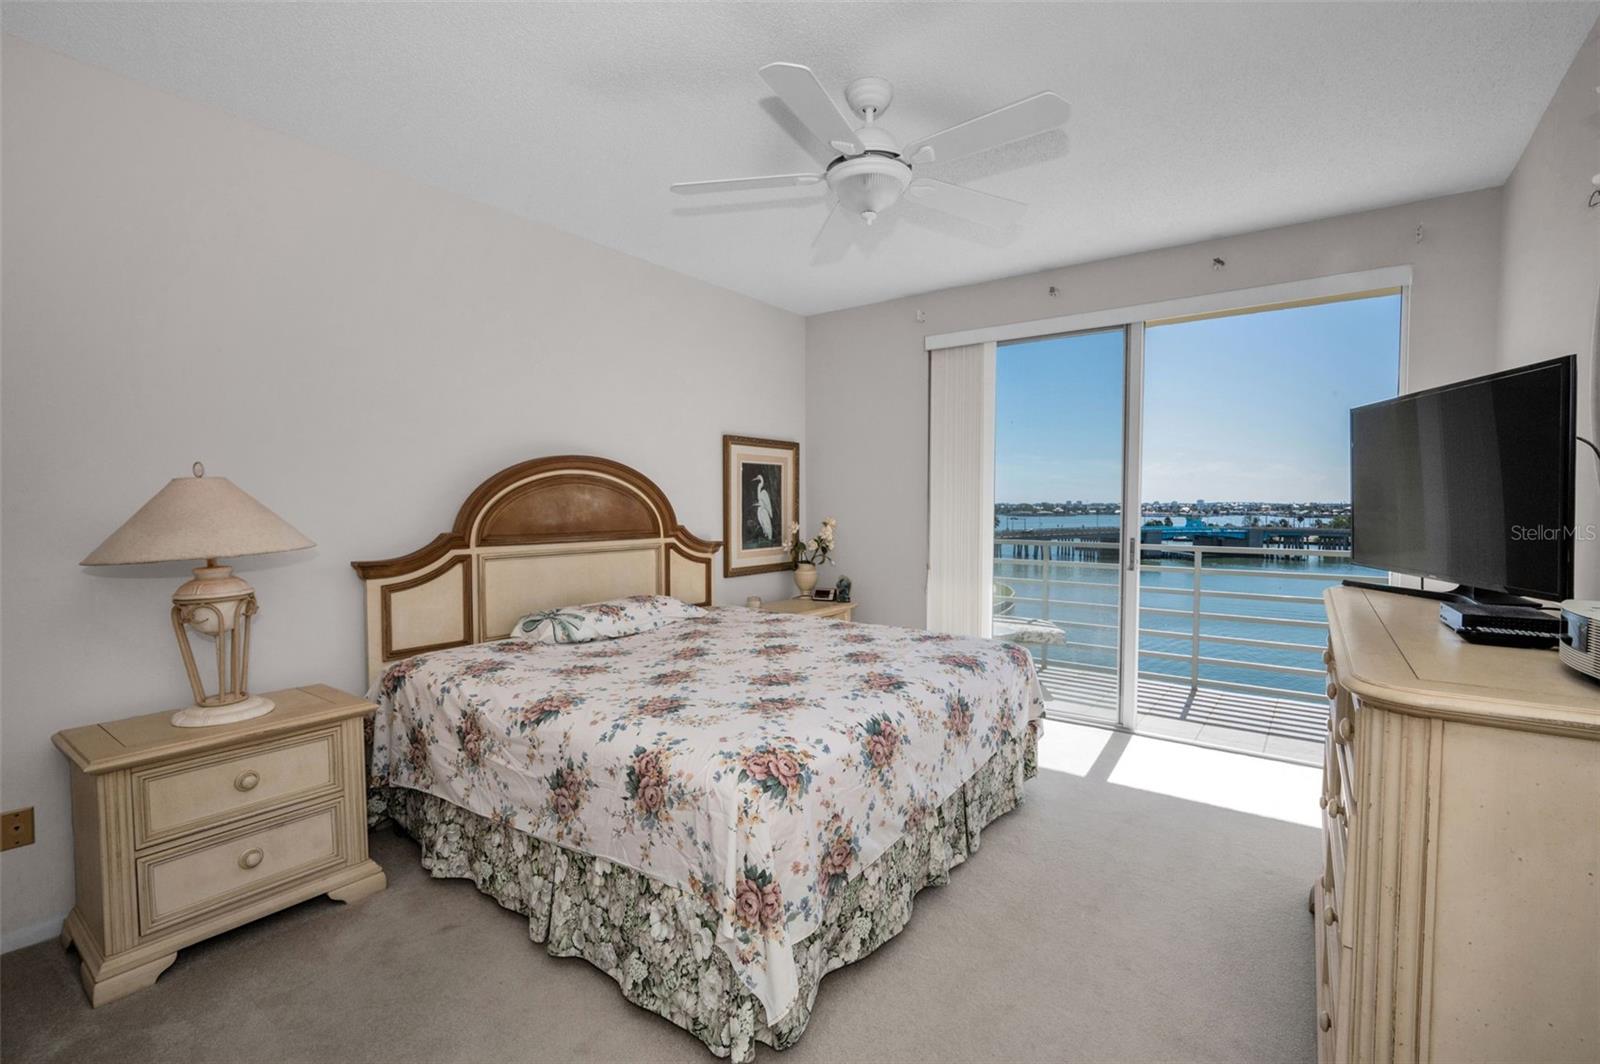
994;293;1403;504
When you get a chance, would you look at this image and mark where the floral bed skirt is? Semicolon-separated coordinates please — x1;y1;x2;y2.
374;718;1039;1061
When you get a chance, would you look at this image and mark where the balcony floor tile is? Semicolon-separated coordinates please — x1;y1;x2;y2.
1263;733;1325;764
1195;722;1271;755
1035;662;1324;766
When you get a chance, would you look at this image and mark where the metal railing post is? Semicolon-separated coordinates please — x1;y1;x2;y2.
1040;545;1052;669
1189;546;1202;691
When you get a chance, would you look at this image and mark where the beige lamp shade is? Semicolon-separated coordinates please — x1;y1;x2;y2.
82;467;313;565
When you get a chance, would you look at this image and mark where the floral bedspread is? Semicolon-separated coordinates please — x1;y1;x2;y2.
369;606;1043;1026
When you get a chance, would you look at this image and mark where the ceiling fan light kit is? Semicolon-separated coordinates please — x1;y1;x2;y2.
827;155;911;225
671;61;1070;254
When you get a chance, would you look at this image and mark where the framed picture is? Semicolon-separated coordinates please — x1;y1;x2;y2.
810;587;837;602
722;435;799;577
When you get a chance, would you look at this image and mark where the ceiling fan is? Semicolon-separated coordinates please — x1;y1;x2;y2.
671;63;1071;259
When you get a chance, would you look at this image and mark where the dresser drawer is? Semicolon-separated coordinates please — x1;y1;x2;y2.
1335;737;1358;811
1329;685;1358;781
1313;880;1337;1063
1321;733;1342;811
1323;807;1352;949
137;801;347;936
1322;808;1346;898
132;728;342;848
1323;914;1342;1026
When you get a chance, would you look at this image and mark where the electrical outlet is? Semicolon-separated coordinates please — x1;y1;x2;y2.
2;808;35;851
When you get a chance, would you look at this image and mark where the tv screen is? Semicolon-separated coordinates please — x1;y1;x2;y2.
1350;355;1576;601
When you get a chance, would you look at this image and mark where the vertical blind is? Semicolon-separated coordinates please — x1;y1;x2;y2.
926;342;996;636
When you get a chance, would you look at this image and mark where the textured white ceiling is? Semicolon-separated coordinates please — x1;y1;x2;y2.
5;2;1596;315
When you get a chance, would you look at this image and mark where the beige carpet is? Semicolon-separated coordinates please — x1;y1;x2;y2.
1;724;1320;1063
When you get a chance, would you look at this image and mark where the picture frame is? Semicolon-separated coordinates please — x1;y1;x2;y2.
722;435;799;577
810;587;837;602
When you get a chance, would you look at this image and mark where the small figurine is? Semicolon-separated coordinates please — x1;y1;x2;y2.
835;576;852;603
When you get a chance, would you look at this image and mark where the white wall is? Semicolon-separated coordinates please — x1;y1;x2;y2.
807;189;1506;628
1498;23;1600;599
0;37;806;948
4;19;1591;955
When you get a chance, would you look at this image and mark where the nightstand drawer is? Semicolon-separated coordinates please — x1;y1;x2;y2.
759;597;856;620
137;801;346;935
132;728;342;848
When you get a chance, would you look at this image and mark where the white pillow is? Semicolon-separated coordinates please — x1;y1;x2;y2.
509;595;707;645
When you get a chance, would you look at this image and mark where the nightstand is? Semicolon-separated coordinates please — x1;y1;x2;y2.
52;684;386;1006
760;596;857;621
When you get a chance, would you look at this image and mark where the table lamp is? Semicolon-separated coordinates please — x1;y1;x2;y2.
81;463;314;727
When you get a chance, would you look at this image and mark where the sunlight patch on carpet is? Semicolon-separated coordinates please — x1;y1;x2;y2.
1033;718;1115;776
1106;733;1321;826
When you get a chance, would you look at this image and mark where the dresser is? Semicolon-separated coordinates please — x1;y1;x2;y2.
53;684;386;1006
1315;588;1600;1063
759;595;857;621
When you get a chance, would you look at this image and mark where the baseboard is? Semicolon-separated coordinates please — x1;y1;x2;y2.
2;913;66;955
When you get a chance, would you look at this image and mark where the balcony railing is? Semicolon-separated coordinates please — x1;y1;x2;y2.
994;536;1369;706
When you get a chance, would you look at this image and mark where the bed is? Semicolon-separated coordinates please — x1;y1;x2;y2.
353;456;1043;1060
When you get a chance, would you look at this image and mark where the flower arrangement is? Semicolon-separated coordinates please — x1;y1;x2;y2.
785;517;837;566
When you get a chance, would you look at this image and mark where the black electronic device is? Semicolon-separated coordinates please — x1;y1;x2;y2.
1437;600;1561;649
1349;355;1577;605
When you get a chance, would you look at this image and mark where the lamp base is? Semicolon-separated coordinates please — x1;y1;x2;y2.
171;695;275;729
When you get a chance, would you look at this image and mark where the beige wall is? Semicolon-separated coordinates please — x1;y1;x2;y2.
807;188;1507;628
1498;23;1599;598
0;37;806;947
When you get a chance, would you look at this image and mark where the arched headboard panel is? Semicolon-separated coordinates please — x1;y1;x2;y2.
352;456;722;683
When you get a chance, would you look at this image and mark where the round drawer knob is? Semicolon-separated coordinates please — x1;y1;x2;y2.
1324;903;1338;926
1320;1011;1333;1032
1322;648;1334;666
1337;718;1354;742
1325;681;1339;700
238;847;264;870
234;770;261;792
1326;797;1342;817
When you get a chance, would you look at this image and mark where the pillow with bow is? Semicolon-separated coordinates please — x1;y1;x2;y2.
509;594;707;645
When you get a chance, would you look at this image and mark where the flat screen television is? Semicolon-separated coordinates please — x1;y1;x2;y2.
1350;354;1576;602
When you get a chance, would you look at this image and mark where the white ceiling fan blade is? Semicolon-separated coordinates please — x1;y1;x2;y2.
670;173;824;194
904;92;1070;165
907;178;1028;230
759;62;864;156
812;206;860;263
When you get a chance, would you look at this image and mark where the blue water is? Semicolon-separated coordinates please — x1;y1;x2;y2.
994;538;1374;700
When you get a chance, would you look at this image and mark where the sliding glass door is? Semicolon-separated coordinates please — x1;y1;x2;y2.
988;285;1402;753
1133;295;1399;756
993;326;1138;725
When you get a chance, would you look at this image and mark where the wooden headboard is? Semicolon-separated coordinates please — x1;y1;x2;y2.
351;456;721;684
